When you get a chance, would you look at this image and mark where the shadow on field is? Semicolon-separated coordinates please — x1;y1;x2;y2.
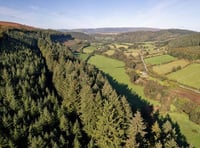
103;72;153;118
103;72;189;147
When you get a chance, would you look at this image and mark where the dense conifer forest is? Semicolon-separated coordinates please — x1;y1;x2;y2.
0;27;189;147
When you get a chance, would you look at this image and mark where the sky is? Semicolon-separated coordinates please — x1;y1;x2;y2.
0;0;200;31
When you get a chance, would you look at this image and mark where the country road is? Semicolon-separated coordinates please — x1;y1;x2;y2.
178;84;200;94
140;52;148;72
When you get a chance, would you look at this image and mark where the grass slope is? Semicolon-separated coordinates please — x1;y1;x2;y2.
83;45;96;53
89;55;200;147
89;55;144;95
104;50;115;55
170;112;200;148
145;54;176;65
168;63;200;89
88;55;159;106
79;53;89;61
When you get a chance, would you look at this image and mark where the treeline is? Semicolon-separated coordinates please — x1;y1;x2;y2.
174;98;200;125
168;46;200;60
0;28;189;147
168;33;200;60
92;29;195;43
168;33;200;48
67;32;93;41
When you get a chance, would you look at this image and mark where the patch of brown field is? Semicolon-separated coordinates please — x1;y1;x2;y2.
0;21;36;30
170;87;200;105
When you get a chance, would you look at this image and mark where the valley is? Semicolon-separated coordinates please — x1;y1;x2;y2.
0;21;200;147
78;34;200;147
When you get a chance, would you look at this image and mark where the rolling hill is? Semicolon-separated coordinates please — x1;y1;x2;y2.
0;21;37;30
65;27;160;34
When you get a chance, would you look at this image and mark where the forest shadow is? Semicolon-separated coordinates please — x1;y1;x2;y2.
102;72;189;147
155;113;189;147
103;72;153;118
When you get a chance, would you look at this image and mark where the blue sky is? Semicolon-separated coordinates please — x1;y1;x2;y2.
0;0;200;31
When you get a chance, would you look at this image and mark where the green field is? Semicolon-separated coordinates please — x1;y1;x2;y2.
83;45;96;53
145;54;176;65
104;49;115;55
108;44;116;49
89;55;200;147
114;43;129;49
89;55;144;95
153;59;189;75
170;112;200;148
141;42;155;51
167;63;200;89
79;53;89;61
88;55;160;106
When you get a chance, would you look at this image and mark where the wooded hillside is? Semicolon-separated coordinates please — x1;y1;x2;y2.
0;27;189;147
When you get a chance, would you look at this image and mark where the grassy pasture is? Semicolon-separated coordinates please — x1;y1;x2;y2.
88;55;144;96
104;49;115;55
122;43;133;45
89;55;200;147
144;54;176;65
79;53;89;61
114;43;129;49
153;59;189;75
88;55;160;106
108;44;116;49
83;45;96;53
142;42;155;50
167;63;200;89
170;112;200;148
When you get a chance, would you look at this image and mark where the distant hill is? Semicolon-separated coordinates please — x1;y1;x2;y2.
66;31;93;40
168;32;200;60
91;29;197;42
116;29;197;42
61;27;160;34
168;32;200;48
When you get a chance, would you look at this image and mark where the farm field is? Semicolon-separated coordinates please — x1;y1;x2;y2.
141;42;155;50
88;55;143;95
170;112;200;148
145;54;176;65
167;63;200;89
79;53;89;61
114;43;129;49
104;49;115;55
108;44;116;49
83;45;96;53
152;59;189;75
88;55;160;105
89;54;200;147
